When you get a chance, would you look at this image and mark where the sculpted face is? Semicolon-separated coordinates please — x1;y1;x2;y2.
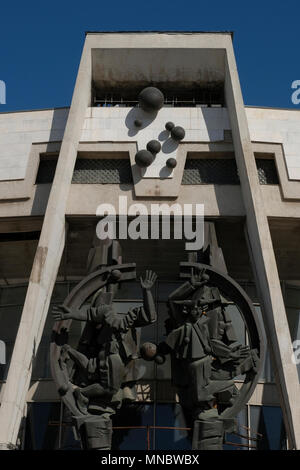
190;305;203;322
182;302;203;322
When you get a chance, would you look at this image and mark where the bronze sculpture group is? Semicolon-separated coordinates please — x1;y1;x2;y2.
51;244;261;450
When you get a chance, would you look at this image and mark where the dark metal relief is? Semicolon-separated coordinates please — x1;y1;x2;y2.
50;241;262;450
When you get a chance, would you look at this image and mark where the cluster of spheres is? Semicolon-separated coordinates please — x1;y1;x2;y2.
165;121;185;141
164;121;185;169
135;139;162;168
134;86;186;169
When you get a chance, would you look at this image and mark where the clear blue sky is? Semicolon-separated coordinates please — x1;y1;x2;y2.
0;0;299;112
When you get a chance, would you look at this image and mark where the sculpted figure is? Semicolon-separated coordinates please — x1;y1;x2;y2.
52;269;157;449
51;240;261;451
142;267;259;450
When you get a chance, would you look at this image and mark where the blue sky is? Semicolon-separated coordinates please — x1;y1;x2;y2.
0;0;299;112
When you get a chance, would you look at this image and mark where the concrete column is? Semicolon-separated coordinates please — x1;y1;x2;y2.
225;43;300;449
0;40;92;449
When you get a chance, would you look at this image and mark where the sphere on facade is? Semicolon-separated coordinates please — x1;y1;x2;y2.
146;139;161;155
165;121;175;131
166;157;177;169
135;150;154;167
138;87;164;112
171;126;185;141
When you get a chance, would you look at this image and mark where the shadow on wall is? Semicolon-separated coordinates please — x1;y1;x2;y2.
125;106;181;178
201;107;228;141
125;107;158;137
127;105;228;142
30;108;68;216
48;107;69;143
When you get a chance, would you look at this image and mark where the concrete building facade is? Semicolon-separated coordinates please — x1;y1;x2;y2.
0;32;299;450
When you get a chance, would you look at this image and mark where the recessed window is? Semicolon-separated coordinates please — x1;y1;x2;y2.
72;159;132;184
255;158;279;185
35;157;57;184
35;156;133;185
182;158;239;185
182;155;279;185
93;85;224;108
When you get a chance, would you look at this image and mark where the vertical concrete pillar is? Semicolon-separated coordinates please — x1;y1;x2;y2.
225;42;300;449
0;40;92;449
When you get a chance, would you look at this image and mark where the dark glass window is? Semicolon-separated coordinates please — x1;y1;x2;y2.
223;407;249;450
24;402;81;450
112;403;154;450
182;157;279;185
24;402;287;450
35;158;57;184
36;158;133;184
255;159;279;185
24;402;191;450
0;285;27;381
250;406;286;450
154;404;191;450
24;402;61;450
72;159;132;184
182;159;240;185
93;85;224;108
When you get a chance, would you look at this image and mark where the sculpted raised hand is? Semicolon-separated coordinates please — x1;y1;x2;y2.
140;270;157;290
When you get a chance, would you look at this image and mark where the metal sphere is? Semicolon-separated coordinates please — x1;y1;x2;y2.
138;87;164;112
166;158;177;169
146;139;161;155
140;342;157;361
171;126;185;141
165;121;175;131
154;355;165;365
134;119;142;128
135;150;154;168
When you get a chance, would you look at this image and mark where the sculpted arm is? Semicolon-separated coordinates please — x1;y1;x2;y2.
52;305;88;322
52;304;108;323
132;270;157;326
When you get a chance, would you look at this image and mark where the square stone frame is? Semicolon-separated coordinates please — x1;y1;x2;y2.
252;142;300;200
0;142;61;202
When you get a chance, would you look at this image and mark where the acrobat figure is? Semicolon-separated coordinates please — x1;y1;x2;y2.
52;270;157;415
141;268;259;449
